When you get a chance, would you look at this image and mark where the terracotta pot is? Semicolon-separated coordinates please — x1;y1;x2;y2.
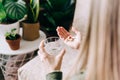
22;22;40;41
6;35;21;50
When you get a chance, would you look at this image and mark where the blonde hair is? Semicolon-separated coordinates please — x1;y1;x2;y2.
65;0;120;80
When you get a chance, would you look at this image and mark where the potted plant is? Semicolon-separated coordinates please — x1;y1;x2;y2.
22;0;40;41
0;0;27;38
5;28;21;50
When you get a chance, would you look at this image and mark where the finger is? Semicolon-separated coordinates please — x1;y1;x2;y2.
58;27;66;40
56;26;63;35
57;32;65;40
56;26;63;32
55;49;66;70
61;27;70;36
56;49;66;59
39;40;48;55
38;50;48;61
56;26;60;32
56;27;63;37
60;27;70;39
72;27;80;36
38;50;45;61
72;27;79;34
72;27;81;39
57;27;71;40
59;27;66;37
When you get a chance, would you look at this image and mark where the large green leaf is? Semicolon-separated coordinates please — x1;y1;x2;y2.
44;13;56;27
4;0;26;21
0;2;6;23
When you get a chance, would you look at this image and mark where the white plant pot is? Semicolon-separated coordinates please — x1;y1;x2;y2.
0;21;20;38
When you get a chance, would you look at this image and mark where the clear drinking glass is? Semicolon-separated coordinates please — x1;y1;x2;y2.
44;37;63;56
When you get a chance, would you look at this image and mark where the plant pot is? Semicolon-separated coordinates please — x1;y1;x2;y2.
0;21;20;38
6;35;21;50
22;22;40;41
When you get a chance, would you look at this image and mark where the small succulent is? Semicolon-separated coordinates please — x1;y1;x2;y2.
5;28;20;40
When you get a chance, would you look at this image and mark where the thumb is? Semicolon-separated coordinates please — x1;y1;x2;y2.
55;49;66;70
72;27;80;34
56;49;66;60
39;40;48;56
72;27;81;39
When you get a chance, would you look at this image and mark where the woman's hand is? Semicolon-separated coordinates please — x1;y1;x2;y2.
38;40;66;73
56;26;81;49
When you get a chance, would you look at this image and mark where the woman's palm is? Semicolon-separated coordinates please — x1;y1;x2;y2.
56;27;81;49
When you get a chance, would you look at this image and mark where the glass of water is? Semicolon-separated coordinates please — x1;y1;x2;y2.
44;37;63;56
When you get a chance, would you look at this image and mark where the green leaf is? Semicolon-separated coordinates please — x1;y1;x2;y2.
4;0;26;21
11;28;16;32
44;13;56;27
0;2;6;23
26;0;40;23
5;28;17;40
